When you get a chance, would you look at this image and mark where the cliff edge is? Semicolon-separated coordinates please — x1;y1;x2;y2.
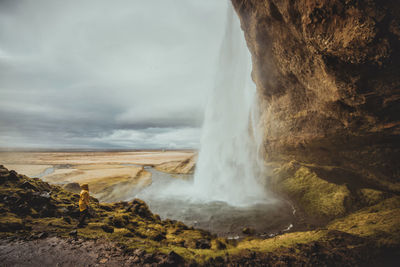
232;0;400;195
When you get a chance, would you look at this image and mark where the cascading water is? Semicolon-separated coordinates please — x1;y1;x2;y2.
135;3;294;236
192;3;268;206
138;3;270;206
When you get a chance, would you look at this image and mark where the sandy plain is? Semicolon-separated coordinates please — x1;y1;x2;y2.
0;150;195;202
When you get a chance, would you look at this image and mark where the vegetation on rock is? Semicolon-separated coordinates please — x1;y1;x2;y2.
1;165;399;266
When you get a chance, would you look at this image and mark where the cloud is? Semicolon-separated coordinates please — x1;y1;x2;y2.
0;0;228;149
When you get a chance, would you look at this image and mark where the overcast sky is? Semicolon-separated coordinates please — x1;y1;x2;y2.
0;0;228;149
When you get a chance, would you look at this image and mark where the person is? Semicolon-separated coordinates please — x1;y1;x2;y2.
77;183;90;228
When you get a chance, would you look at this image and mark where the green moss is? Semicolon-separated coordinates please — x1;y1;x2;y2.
2;165;399;265
359;188;386;206
328;197;400;245
235;230;325;252
0;213;24;231
281;167;350;218
211;238;227;250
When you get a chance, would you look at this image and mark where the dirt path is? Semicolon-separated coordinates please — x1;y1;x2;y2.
0;236;140;267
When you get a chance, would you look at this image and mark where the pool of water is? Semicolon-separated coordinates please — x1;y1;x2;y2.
136;167;295;237
33;163;295;237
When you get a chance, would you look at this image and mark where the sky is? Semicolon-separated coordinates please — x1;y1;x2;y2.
0;0;228;149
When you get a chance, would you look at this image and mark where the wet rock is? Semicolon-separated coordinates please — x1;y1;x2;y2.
69;230;78;236
8;170;19;180
0;165;8;174
195;239;211;249
13;202;31;216
133;249;146;257
38;204;57;217
166;251;183;265
99;204;113;211
143;253;155;263
58;207;68;214
130;255;141;264
213;239;227;250
175;221;188;230
101;224;114;233
123;232;134;237
126;198;153;219
99;258;108;264
63;216;71;224
68;207;80;219
151;232;166;242
20;181;38;191
3;194;20;205
242;227;255;235
88;207;97;218
110;216;125;228
0;219;24;232
37;232;48;239
40;191;51;198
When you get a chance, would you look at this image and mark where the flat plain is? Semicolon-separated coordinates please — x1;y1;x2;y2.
0;150;195;202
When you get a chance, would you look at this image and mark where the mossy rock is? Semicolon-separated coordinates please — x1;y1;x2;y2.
0;213;24;231
280;167;351;218
101;224;114;233
1;164;399;265
211;239;227;250
109;215;127;228
328;196;400;244
359;188;386;206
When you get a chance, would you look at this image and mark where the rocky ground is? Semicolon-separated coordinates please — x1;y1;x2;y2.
1;164;399;266
0;236;159;266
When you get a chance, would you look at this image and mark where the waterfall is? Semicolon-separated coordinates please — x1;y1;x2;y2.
192;3;268;206
137;3;270;207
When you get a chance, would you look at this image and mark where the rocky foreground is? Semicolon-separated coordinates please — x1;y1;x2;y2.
0;165;399;266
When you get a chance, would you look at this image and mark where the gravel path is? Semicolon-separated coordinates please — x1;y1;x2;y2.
0;237;137;267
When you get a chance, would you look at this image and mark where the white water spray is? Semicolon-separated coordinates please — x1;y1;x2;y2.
192;3;268;206
134;3;288;235
137;3;271;208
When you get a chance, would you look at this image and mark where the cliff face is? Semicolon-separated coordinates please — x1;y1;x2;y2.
232;0;400;193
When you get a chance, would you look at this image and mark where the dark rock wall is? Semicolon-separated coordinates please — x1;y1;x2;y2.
232;0;400;192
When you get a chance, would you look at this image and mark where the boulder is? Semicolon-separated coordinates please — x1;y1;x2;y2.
195;239;211;249
126;198;153;219
101;224;114;233
20;181;38;191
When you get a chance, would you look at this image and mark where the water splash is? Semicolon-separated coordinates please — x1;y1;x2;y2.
136;3;270;207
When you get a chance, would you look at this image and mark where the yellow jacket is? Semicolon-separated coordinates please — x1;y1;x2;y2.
79;189;90;212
